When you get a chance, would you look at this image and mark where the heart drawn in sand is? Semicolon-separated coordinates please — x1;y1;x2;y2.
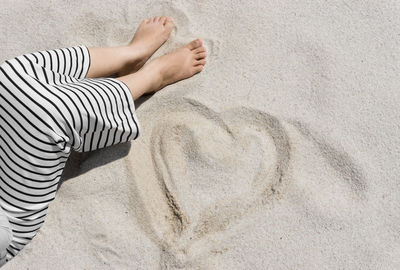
148;98;291;253
127;96;366;268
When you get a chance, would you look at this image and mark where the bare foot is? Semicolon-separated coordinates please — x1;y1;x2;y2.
117;38;207;100
147;38;207;92
118;16;174;76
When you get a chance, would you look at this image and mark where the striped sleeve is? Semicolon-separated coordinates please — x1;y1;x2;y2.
14;45;91;80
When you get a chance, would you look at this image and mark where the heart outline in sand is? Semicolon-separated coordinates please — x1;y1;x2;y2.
147;98;291;255
127;96;366;268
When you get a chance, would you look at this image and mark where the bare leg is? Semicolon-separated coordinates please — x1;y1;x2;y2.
117;39;207;101
86;15;174;78
85;46;132;78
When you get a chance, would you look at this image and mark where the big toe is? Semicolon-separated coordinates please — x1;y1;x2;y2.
160;16;167;24
164;17;174;31
186;38;202;50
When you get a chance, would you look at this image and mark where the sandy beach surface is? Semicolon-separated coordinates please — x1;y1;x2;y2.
1;0;399;269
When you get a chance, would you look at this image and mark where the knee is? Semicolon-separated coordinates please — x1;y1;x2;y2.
0;57;23;77
0;59;15;83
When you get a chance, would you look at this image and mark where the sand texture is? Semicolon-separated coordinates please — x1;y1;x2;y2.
1;0;400;269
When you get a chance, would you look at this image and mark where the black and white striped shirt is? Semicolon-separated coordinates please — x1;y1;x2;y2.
0;45;140;261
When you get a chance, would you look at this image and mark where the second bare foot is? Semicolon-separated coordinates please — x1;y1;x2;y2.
118;15;175;76
142;38;207;93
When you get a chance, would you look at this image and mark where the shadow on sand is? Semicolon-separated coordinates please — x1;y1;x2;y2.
58;92;153;188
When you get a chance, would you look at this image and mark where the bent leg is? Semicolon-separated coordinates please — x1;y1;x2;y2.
85;46;133;78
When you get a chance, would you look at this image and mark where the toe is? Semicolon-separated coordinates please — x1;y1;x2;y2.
195;59;206;66
193;65;204;74
165;18;174;30
153;16;160;22
194;52;207;60
166;17;174;26
160;15;167;24
193;46;206;54
186;38;202;50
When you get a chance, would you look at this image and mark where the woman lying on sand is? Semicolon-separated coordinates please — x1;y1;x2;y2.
0;15;206;266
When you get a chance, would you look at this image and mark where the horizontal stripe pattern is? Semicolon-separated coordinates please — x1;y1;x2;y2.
0;45;140;262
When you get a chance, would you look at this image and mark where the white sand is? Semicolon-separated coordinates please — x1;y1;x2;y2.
1;0;400;269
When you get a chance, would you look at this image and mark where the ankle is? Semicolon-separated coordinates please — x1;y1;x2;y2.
118;46;139;65
142;63;164;92
117;65;162;101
